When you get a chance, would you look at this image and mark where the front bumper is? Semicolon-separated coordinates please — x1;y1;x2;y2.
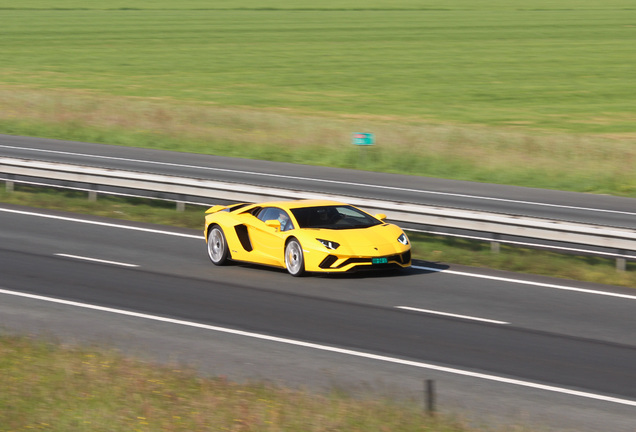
317;250;411;272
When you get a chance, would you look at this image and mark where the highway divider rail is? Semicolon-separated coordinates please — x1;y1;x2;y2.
2;157;635;271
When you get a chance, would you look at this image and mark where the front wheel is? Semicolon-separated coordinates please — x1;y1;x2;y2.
285;239;305;277
207;225;229;265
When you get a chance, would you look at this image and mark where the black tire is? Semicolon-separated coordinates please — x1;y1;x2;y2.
284;238;305;277
207;225;229;266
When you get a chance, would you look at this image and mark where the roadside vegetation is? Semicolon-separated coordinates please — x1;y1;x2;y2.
2;185;634;288
1;334;485;432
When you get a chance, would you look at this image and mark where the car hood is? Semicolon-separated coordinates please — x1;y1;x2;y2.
308;224;406;255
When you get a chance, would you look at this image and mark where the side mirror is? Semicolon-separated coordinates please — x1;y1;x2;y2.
266;219;281;231
375;213;387;221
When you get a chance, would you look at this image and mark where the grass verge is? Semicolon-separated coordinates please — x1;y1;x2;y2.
0;334;480;432
2;185;634;288
1;90;635;197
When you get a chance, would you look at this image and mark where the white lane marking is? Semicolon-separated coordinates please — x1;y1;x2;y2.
2;144;634;217
0;287;634;407
0;207;203;239
397;306;509;325
413;265;636;301
55;253;138;268
1;206;633;300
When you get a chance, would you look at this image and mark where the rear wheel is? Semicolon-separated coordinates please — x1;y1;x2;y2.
207;225;229;265
285;239;305;277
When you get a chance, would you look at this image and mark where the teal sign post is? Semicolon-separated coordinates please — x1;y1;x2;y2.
352;132;374;167
352;132;374;146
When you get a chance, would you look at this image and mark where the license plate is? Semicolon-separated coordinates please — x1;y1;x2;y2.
372;257;388;264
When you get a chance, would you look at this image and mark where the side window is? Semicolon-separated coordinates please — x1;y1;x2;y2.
279;210;294;231
256;207;294;231
256;207;277;223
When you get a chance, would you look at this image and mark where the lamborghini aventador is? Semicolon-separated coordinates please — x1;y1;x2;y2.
204;199;411;276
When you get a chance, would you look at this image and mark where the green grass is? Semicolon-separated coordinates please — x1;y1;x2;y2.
1;334;480;432
0;1;635;196
2;185;634;288
1;1;634;131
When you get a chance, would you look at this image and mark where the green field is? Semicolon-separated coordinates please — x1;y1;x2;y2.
2;0;634;130
1;0;635;195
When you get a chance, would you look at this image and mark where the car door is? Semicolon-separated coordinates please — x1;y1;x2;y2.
247;207;292;267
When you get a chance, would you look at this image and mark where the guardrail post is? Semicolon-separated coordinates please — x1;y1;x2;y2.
176;201;185;212
5;180;14;193
88;190;97;202
491;234;501;254
616;251;626;272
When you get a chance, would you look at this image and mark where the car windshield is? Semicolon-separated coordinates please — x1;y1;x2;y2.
290;205;382;230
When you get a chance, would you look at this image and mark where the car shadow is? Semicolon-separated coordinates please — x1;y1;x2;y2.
314;260;450;280
228;260;449;279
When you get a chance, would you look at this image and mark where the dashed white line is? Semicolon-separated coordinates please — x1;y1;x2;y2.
55;253;138;268
397;306;509;324
0;287;634;407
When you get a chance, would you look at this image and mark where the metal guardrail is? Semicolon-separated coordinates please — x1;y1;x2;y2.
2;157;635;270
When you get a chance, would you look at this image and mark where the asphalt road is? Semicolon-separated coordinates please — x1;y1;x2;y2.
1;204;635;431
1;133;635;229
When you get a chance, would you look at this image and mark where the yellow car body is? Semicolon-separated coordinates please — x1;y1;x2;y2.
204;199;411;276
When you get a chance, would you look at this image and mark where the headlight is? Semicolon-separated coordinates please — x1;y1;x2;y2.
317;239;340;250
397;233;409;245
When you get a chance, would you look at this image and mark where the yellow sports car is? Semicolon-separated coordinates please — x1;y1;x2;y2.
204;199;411;276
